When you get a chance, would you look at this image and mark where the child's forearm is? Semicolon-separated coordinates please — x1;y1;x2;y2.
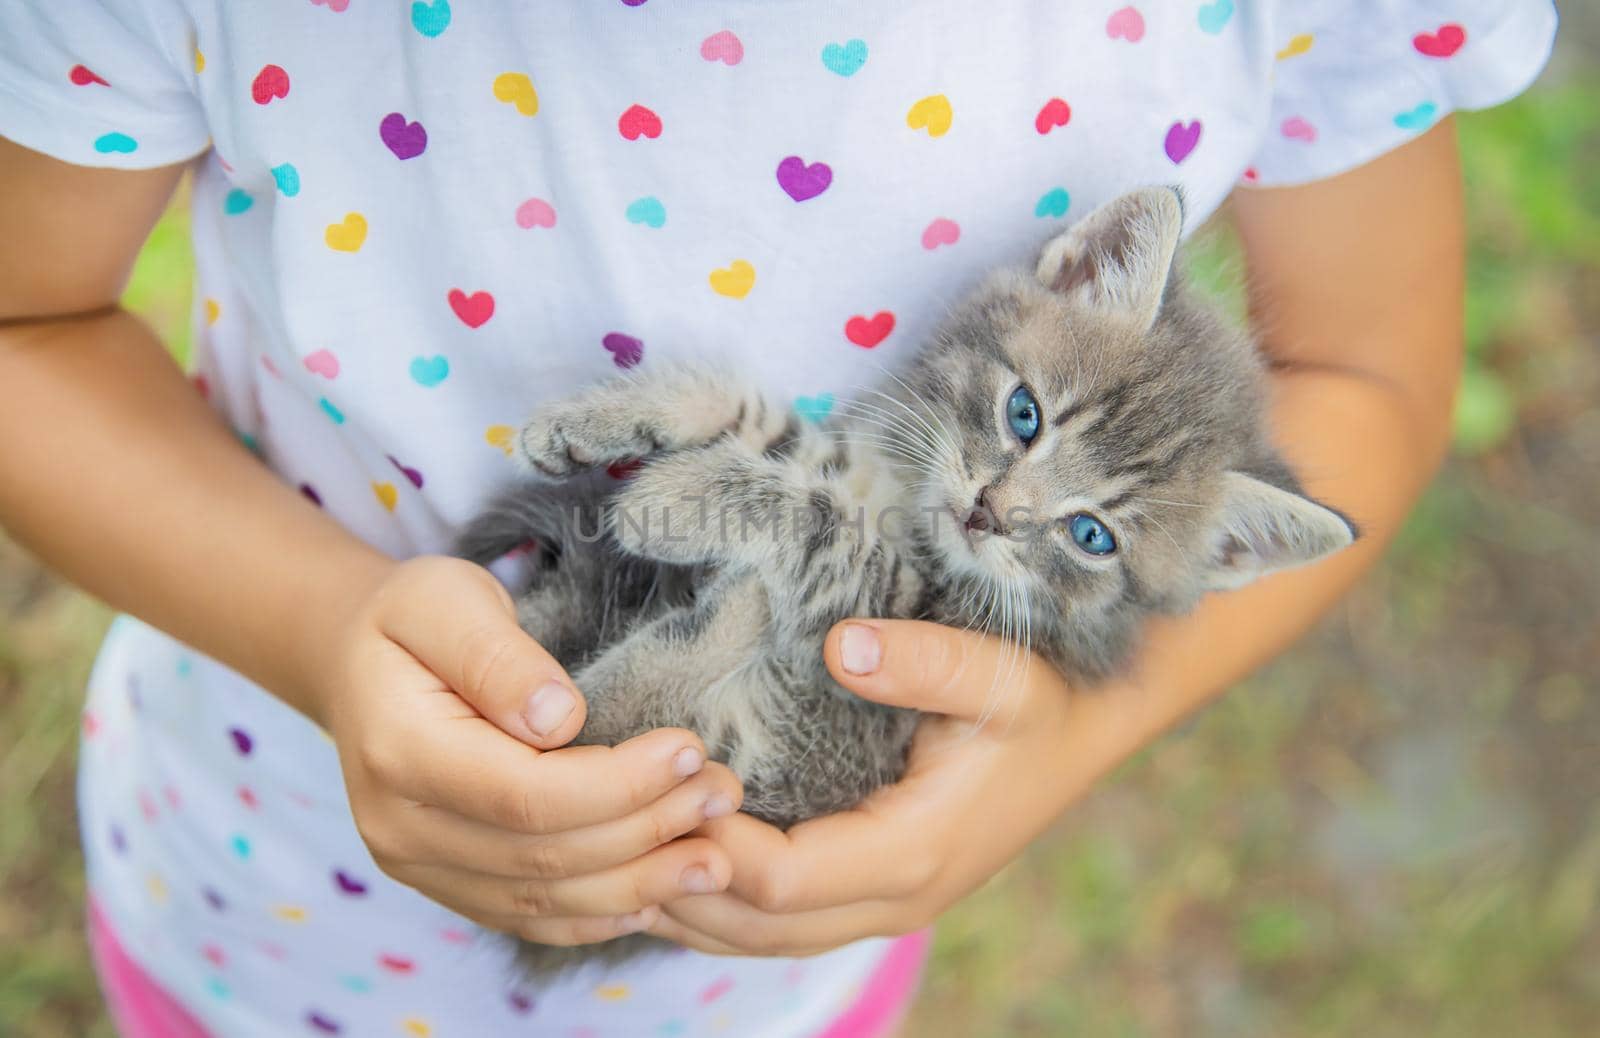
0;308;396;720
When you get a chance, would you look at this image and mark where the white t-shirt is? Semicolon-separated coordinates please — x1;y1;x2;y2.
1;2;1555;1035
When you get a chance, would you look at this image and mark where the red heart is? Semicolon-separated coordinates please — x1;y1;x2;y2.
618;104;662;141
251;64;290;105
1034;98;1072;135
69;64;109;87
202;944;226;968
844;311;895;349
237;785;258;810
378;954;415;974
1413;24;1465;58
448;289;495;328
1242;166;1260;183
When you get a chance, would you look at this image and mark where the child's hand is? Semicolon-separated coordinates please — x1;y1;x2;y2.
318;556;744;947
645;618;1134;957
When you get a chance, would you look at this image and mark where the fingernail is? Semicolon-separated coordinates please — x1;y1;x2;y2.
839;623;881;676
673;747;704;779
679;864;719;895
617;908;655;933
702;794;735;820
524;682;576;737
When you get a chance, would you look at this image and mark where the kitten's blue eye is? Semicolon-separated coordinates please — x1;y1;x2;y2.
1068;513;1117;556
1006;385;1041;445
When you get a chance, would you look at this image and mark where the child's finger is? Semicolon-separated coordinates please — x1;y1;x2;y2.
377;556;588;749
822;618;1059;721
393;722;710;835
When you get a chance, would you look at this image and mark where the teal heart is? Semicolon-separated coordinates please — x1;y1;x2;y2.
270;163;300;197
1394;101;1438;131
318;397;345;424
409;355;450;387
230;833;251;860
224;189;254;215
204;977;231;1000
795;392;836;422
237;431;259;454
625;196;666;228
1197;0;1234;34
339;975;373;994
1034;187;1070;219
411;0;450;37
93;131;138;154
821;39;868;77
176;656;193;677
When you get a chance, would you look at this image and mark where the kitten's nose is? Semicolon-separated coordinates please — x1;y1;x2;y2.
969;487;1005;535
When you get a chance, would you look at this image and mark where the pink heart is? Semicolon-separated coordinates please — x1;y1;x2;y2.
1280;116;1317;142
700;30;743;65
1106;6;1145;42
921;217;960;250
310;0;350;10
1164;119;1202;164
259;355;281;378
303;349;340;379
515;198;557;229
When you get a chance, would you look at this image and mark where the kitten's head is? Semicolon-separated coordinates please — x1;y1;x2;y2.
876;187;1357;680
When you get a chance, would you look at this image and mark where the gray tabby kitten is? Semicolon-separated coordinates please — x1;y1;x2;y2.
457;187;1358;976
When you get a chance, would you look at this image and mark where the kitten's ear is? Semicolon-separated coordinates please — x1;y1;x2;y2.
1035;186;1184;331
1201;472;1358;591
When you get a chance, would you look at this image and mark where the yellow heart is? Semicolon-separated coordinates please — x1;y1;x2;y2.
709;260;755;299
204;298;220;325
493;72;539;116
373;482;397;512
402;1019;432;1038
595;984;631;1002
272;904;308;923
146;872;169;904
485;424;516;456
325;212;367;252
906;94;953;137
1275;34;1313;60
194;47;205;74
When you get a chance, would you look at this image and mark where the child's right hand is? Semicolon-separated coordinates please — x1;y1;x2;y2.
316;556;744;947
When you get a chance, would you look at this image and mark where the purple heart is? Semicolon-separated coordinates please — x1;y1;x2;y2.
380;112;427;160
620;0;648;5
306;1010;343;1034
109;824;128;854
1164;120;1202;164
332;869;368;896
508;991;535;1014
386;455;425;489
228;727;253;756
776;156;832;202
601;333;643;369
299;483;323;507
203;886;227;911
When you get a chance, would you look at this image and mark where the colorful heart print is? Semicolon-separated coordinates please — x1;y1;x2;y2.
492;73;539;116
1164;120;1202;163
224;189;254;215
1035;98;1071;135
448;289;495;328
1280;116;1317;142
1034;187;1070;219
624;196;666;227
1413;24;1466;58
229;727;253;755
619;104;663;140
388;455;425;488
906;95;953;137
1276;34;1314;60
380;113;427;159
821;39;868;76
700;30;743;65
93;132;138;154
844;312;895;348
378;954;416;975
411;0;451;37
318;398;345;423
516;198;557;229
310;0;351;11
1393;101;1439;131
921;217;960;250
303;349;339;378
1106;7;1145;42
373;482;398;512
69;64;108;86
324;213;367;251
332;869;368;896
409;355;449;387
776;156;832;202
485;425;516;456
251;64;290;104
794;393;836;422
602;333;644;368
708;260;755;298
1197;0;1234;34
306;1010;343;1034
270;163;301;196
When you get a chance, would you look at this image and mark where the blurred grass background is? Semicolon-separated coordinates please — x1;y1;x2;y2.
4;22;1597;1038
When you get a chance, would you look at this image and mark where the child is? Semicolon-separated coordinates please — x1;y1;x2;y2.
0;2;1555;1035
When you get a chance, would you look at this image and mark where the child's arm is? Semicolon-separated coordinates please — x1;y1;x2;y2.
0;137;744;944
645;118;1466;955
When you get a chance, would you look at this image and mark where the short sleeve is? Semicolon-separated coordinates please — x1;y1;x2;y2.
1250;1;1558;186
0;0;209;169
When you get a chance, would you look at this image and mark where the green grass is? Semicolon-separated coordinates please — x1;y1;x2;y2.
4;44;1598;1038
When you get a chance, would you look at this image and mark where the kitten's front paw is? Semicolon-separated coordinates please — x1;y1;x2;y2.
518;403;662;478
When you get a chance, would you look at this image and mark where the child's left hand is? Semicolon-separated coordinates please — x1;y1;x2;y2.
646;618;1144;957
